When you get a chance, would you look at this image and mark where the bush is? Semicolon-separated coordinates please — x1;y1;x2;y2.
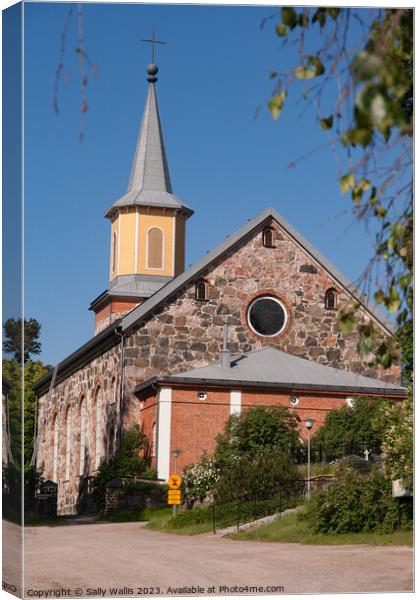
214;448;299;503
303;465;411;534
92;425;150;512
183;454;220;503
214;406;302;468
313;397;384;461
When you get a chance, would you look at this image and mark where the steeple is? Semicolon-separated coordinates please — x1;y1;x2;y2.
105;64;193;220
90;60;194;335
127;66;173;195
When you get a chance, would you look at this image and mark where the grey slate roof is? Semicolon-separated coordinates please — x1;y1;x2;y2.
136;346;406;396
109;274;172;298
105;82;193;219
122;206;395;334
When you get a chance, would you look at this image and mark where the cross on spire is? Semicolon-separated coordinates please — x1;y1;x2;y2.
140;30;166;64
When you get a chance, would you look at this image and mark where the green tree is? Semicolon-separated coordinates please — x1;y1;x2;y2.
377;387;413;490
214;448;299;503
3;318;42;363
314;396;384;460
92;425;150;512
214;406;302;468
2;358;48;468
267;8;413;368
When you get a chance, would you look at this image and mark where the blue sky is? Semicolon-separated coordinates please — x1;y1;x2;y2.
23;3;382;365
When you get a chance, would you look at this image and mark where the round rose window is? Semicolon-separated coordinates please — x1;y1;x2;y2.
247;296;287;337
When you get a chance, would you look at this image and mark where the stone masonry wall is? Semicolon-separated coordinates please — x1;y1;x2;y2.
36;218;401;514
123;219;400;412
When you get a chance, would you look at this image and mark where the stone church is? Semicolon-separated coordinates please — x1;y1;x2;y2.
33;62;405;515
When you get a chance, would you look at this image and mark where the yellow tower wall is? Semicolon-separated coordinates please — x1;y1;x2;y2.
109;207;186;283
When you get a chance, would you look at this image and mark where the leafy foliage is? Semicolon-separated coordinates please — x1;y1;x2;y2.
303;466;411;533
183;454;220;503
2;358;49;468
214;448;299;503
92;425;150;512
3;318;42;363
267;8;413;367
214;406;302;468
313;396;384;460
377;388;413;490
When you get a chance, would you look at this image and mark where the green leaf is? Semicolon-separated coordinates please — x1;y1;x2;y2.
320;115;334;130
385;287;401;314
340;173;356;193
276;23;288;37
308;55;325;76
294;66;316;80
374;290;386;304
338;312;357;334
298;13;309;28
374;205;387;217
268;90;287;120
357;333;374;357
281;7;297;28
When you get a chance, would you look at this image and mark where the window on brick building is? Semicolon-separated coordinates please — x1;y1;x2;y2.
52;414;59;482
262;227;275;248
95;387;104;470
65;405;72;481
147;227;164;269
325;288;338;310
79;396;87;477
195;280;208;301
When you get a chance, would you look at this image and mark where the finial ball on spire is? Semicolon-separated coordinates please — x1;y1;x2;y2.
147;64;159;75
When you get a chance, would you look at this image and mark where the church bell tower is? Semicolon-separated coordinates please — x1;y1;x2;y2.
90;58;194;334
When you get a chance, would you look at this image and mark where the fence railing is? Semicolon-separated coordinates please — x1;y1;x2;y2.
209;480;307;534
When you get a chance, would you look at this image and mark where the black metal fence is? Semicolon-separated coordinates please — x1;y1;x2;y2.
209;480;307;534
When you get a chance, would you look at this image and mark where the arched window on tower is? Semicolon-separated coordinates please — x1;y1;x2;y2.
325;288;338;310
147;227;164;269
195;280;208;301
79;396;87;477
262;227;275;248
65;405;72;481
52;414;59;482
95;387;104;470
112;232;118;273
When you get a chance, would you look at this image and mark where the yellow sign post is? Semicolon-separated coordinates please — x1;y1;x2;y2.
167;474;182;516
168;474;182;490
167;490;182;505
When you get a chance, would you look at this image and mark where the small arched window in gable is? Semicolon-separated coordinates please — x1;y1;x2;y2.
325;288;338;310
262;227;275;248
195;280;208;301
147;227;164;269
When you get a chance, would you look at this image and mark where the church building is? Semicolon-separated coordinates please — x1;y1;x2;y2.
34;60;405;515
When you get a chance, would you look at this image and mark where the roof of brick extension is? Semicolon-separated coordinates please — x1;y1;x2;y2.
34;206;396;394
135;346;406;397
104;76;193;220
122;205;395;333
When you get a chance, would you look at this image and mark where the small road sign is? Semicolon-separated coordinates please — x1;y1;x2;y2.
168;474;182;490
167;490;182;505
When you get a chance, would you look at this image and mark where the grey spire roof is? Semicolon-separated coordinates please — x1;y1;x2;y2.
105;74;193;219
135;346;406;397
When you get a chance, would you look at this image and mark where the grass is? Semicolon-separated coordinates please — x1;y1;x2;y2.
229;511;413;546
